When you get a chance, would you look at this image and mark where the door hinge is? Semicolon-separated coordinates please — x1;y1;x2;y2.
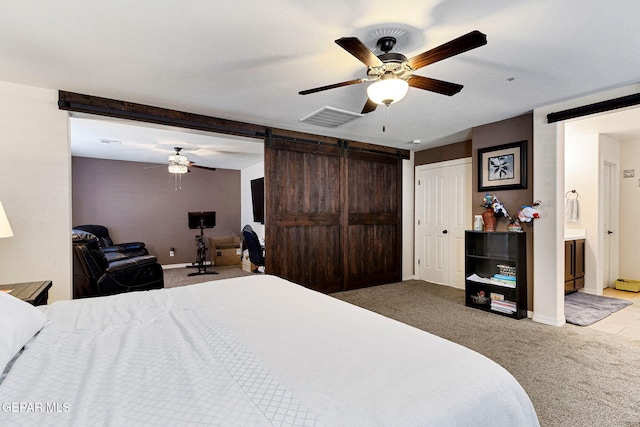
418;259;420;265
418;219;420;225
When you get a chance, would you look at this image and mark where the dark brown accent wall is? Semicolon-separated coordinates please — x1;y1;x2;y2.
472;113;534;309
472;113;533;228
414;140;472;166
72;157;241;265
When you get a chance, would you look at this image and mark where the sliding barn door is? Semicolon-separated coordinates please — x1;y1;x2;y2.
265;134;403;293
345;151;402;290
265;137;343;293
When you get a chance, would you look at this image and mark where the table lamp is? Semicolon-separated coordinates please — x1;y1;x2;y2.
0;201;14;238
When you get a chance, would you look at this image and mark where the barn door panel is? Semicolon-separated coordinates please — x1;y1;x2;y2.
265;135;403;293
270;224;342;293
345;152;402;290
265;138;343;293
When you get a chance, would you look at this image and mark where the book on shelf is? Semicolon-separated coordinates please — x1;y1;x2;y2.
466;273;516;288
491;305;515;314
491;299;517;313
490;292;504;301
496;264;516;276
492;299;516;308
491;279;517;288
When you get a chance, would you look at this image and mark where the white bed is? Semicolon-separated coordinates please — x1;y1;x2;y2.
0;275;539;426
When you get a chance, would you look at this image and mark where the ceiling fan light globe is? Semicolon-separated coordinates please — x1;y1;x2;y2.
168;164;188;174
367;78;409;105
168;154;188;165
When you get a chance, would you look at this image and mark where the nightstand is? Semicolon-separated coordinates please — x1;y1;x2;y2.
0;280;52;306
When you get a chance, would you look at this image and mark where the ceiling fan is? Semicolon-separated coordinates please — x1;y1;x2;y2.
299;30;487;113
168;147;216;174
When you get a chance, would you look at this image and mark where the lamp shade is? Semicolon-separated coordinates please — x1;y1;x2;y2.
168;164;188;174
367;77;409;106
0;201;14;238
168;153;189;174
168;154;189;165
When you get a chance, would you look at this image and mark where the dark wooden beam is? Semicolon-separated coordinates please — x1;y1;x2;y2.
547;92;640;123
58;90;410;159
58;91;267;139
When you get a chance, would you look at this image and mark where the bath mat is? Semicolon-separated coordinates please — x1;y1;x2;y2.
565;292;632;326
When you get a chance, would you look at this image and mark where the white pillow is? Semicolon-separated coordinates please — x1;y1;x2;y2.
0;290;47;372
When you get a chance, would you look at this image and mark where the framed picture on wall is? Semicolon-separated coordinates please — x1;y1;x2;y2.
478;140;527;191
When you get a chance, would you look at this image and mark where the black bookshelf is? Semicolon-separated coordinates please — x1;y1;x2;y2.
465;231;527;319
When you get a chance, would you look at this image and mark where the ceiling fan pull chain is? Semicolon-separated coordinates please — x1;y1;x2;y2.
383;104;389;132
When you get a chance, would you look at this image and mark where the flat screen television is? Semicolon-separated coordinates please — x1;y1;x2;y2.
188;211;216;229
250;177;265;224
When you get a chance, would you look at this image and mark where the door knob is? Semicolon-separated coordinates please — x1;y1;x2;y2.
607;230;613;235
443;230;448;234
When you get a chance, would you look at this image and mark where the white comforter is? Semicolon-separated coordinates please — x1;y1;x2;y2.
0;275;539;426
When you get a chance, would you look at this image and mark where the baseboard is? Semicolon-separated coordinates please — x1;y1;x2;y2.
532;313;566;326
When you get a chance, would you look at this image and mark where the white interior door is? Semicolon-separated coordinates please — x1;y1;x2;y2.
415;159;470;288
601;160;618;289
416;167;447;285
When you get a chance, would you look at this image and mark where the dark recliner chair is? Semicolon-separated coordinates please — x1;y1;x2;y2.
242;224;265;274
73;224;148;262
72;230;164;298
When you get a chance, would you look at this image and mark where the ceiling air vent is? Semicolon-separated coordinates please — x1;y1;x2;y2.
299;106;364;128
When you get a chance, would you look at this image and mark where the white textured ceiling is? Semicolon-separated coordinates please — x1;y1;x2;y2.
69;114;264;170
2;1;640;168
565;107;640;143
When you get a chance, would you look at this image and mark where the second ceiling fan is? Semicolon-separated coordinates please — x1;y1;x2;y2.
299;30;487;114
168;147;216;173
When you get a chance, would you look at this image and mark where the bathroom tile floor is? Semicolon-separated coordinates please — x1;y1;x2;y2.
585;288;640;340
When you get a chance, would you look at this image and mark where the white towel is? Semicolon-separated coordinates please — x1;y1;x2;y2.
565;198;578;222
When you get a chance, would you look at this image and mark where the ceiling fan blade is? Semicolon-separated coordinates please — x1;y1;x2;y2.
189;163;217;171
143;164;165;170
335;37;383;67
407;30;487;70
361;98;378;114
299;78;364;95
408;75;463;96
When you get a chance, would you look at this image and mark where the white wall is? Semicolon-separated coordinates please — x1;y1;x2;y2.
532;115;566;326
620;139;640;280
564;133;599;292
0;81;71;302
533;81;640;326
565;128;621;295
240;161;265;240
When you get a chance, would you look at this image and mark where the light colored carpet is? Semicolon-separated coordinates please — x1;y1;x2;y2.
565;292;633;326
332;280;640;427
162;265;253;288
